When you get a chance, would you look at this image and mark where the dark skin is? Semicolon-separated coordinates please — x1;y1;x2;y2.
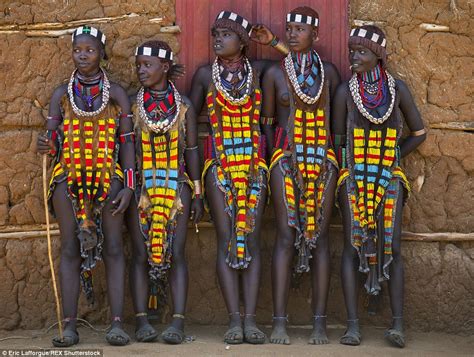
37;34;134;345
332;43;426;345
189;27;270;343
126;54;203;341
256;22;340;345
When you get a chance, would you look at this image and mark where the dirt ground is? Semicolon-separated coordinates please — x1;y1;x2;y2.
0;324;473;357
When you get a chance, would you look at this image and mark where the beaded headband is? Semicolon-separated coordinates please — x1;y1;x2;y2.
350;27;386;48
286;13;319;27
216;11;252;35
135;46;173;61
72;26;106;45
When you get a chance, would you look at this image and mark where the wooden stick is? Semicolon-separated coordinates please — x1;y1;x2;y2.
42;155;63;341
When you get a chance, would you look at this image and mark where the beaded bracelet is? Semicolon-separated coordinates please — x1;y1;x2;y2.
123;168;136;190
47;115;63;122
270;37;290;55
193;179;202;199
46;129;58;157
260;116;275;125
119;131;135;143
410;128;426;137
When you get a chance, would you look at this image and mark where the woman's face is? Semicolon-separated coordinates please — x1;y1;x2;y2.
135;55;170;89
286;22;317;53
72;35;102;76
349;44;379;73
211;27;243;59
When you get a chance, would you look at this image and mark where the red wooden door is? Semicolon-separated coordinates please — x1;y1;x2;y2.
175;0;350;93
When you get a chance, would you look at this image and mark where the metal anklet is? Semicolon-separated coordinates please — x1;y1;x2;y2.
229;312;241;316
272;315;289;322
347;319;359;322
135;312;147;317
392;316;403;319
173;313;185;319
313;315;327;319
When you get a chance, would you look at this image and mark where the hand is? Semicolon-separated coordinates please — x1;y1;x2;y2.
251;24;274;45
36;134;56;155
169;63;186;82
189;197;204;225
110;188;133;216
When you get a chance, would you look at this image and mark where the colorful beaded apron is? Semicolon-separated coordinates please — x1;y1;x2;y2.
48;96;121;303
133;100;189;309
203;77;268;269
269;76;338;273
337;85;410;295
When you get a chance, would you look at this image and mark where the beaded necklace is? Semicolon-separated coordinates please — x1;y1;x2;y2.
349;67;396;125
73;73;103;110
68;68;110;117
358;64;387;109
284;50;325;104
293;51;319;95
211;56;253;105
137;81;181;133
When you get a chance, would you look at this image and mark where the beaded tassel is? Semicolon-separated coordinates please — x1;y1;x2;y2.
62;117;115;224
207;87;263;269
293;108;326;240
140;128;179;267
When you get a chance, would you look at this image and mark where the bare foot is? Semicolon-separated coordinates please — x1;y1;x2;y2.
270;317;290;345
308;316;329;345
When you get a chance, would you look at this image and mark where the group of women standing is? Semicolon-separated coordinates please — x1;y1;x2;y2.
36;5;426;349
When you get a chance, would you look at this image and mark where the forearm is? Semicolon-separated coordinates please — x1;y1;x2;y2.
184;149;201;181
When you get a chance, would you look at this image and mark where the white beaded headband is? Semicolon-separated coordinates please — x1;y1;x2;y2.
286;13;319;27
216;11;252;35
72;26;106;45
135;46;174;61
350;28;387;48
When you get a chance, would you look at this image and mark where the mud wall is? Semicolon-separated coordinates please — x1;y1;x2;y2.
0;0;472;334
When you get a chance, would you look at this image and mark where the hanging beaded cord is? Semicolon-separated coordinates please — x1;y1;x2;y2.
340;126;408;293
68;69;110;117
349;65;396;125
207;67;263;268
284;49;324;104
137;81;181;277
62;116;117;225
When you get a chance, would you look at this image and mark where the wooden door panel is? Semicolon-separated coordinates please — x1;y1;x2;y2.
175;0;350;93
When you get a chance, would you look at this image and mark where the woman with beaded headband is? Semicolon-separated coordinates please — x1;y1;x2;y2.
251;6;341;345
36;25;135;347
125;40;203;344
332;25;426;347
189;11;273;345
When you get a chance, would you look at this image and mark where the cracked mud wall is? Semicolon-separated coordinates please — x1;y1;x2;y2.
0;1;472;334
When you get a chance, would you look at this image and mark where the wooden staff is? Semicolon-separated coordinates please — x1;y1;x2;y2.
42;155;63;340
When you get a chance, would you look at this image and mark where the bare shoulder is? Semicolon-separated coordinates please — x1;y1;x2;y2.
181;95;192;107
51;83;68;99
394;78;410;93
322;61;340;79
335;80;350;97
265;61;284;78
109;81;128;99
